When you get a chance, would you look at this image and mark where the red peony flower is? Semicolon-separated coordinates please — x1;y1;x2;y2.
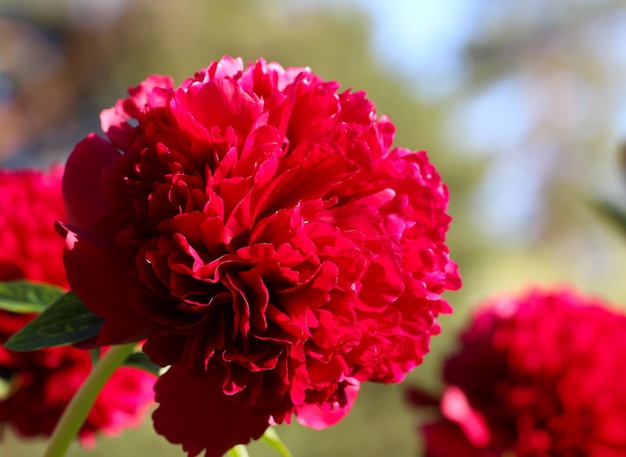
408;288;626;457
0;167;68;288
0;167;156;444
60;56;461;456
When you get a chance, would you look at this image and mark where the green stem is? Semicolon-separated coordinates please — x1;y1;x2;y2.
227;445;250;457
262;427;293;457
43;342;137;457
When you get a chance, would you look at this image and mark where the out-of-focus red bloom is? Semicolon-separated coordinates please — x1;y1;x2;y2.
0;167;68;287
0;167;155;445
408;288;626;457
60;56;461;456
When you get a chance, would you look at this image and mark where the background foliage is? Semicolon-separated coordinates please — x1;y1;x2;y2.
2;0;626;455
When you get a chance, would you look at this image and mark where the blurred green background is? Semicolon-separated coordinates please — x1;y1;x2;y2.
3;0;626;455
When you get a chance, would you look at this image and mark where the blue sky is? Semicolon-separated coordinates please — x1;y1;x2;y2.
353;0;480;97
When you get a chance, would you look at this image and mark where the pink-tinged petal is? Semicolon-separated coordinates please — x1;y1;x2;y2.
100;105;136;151
295;381;359;430
153;363;271;457
211;56;245;80
100;75;173;150
173;79;262;135
62;133;117;229
125;74;174;116
440;386;490;447
62;227;148;345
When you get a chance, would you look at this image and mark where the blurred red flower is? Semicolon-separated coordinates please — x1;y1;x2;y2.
0;167;155;445
408;288;626;457
60;56;461;456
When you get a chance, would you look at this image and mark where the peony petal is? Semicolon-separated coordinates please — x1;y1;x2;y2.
62;227;148;345
153;363;271;457
295;381;359;430
440;386;490;447
421;421;483;457
62;133;118;229
100;105;136;151
173;79;261;136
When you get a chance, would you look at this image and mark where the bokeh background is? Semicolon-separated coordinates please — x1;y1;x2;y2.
3;0;626;455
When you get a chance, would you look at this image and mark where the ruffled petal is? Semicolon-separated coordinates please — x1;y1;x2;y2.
153;363;271;457
173;79;262;135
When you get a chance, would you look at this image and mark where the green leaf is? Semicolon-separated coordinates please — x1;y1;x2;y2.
0;281;65;314
123;351;162;376
4;291;103;351
261;427;293;457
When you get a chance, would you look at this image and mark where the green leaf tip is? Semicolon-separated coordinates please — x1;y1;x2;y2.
4;291;103;351
123;351;162;376
0;281;65;314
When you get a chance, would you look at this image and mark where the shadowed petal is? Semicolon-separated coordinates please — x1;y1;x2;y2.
62;133;118;229
153;363;271;457
421;421;482;457
62;227;148;345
